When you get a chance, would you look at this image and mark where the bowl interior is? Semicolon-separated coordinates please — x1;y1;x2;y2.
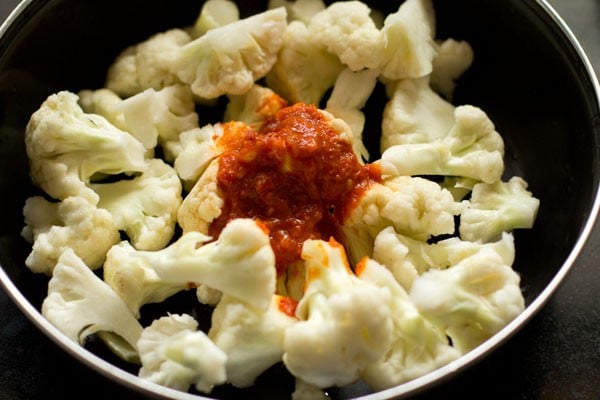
0;0;599;399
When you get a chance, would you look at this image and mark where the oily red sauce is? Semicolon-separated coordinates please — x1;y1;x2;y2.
210;103;381;275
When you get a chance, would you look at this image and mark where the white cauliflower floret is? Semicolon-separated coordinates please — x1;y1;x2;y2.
430;38;475;100
90;159;182;251
191;0;240;38
410;247;525;352
266;21;344;105
106;29;192;97
292;379;329;400
325;68;379;162
342;175;463;264
308;1;383;71
25;91;147;203
460;176;540;243
136;218;276;311
283;239;393;389
380;0;437;80
269;0;326;24
173;8;288;99
138;314;227;393
79;85;199;160
177;159;223;234
103;241;187;318
209;294;297;388
380;77;455;152
171;125;224;191
373;227;516;292
358;258;461;390
22;196;120;274
224;84;288;130
41;249;143;351
380;105;505;183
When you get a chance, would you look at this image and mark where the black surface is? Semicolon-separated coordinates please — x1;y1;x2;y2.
1;0;600;399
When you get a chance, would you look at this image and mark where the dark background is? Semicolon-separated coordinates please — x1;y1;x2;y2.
1;0;599;399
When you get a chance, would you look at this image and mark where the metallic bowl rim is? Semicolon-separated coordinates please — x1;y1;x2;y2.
1;0;599;399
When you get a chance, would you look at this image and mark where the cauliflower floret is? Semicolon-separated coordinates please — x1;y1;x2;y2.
268;0;326;24
357;258;461;390
90;159;182;251
283;238;393;389
171;125;224;191
136;218;276;311
308;1;383;71
292;379;329;400
372;226;515;292
25;91;147;203
325;68;379;162
103;241;187;318
137;314;227;393
380;77;455;152
380;0;437;80
105;29;192;97
430;38;475;100
209;294;297;388
79;85;199;160
342;175;464;264
191;0;240;38
22;196;120;274
173;8;288;99
177;159;224;234
459;176;540;243
410;247;525;352
224;84;288;130
266;21;344;105
380;105;505;183
41;249;143;351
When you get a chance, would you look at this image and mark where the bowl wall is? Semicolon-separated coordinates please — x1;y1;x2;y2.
0;0;599;399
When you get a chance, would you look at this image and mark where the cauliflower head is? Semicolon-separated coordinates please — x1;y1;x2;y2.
137;313;227;393
22;195;120;274
283;238;393;389
173;8;288;99
90;159;183;251
41;249;143;351
209;294;297;388
25;91;147;203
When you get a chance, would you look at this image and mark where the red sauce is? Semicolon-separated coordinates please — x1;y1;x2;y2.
210;103;381;275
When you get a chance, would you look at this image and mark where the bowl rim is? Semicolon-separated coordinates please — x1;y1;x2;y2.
1;0;600;399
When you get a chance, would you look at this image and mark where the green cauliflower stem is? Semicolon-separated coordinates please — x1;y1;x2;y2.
25;91;147;203
459;176;540;242
307;1;383;71
41;248;143;351
380;104;505;183
103;240;187;318
135;218;276;311
358;258;461;390
105;29;192;97
137;314;227;393
409;246;525;352
209;294;297;388
173;8;288;99
265;20;344;105
90;159;183;251
22;195;120;274
283;239;393;389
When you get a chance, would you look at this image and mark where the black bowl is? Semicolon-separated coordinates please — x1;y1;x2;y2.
0;0;599;399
